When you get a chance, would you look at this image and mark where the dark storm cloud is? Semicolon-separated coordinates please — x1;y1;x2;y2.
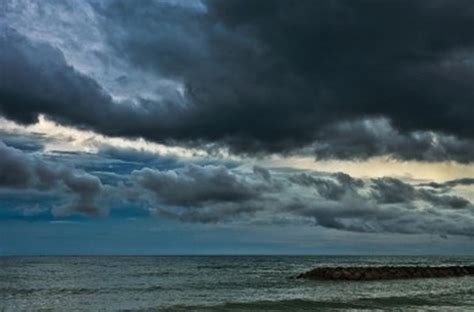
0;141;105;216
0;27;142;133
0;26;186;144
98;0;474;157
312;118;474;163
205;0;474;135
3;1;474;161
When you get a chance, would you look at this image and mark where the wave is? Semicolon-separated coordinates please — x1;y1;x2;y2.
0;285;167;296
196;265;253;270
141;291;474;311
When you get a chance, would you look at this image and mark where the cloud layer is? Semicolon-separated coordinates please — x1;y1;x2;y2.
1;140;473;237
0;141;104;216
2;0;474;161
129;163;474;237
1;0;474;250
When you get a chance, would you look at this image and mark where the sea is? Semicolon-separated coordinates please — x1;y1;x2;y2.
1;256;474;311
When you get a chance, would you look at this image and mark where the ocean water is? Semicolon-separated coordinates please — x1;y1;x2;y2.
1;256;474;311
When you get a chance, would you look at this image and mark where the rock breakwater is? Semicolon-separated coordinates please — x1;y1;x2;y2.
297;265;474;281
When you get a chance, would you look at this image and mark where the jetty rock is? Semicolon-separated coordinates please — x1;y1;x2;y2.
296;265;474;281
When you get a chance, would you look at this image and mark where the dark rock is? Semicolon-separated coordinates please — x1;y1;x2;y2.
296;265;474;281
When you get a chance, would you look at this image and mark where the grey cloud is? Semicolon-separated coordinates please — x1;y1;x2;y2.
284;175;474;236
418;191;471;209
290;199;472;237
420;178;474;189
98;0;474;158
289;172;363;200
312;118;474;163
370;177;471;209
2;137;471;236
2;1;474;161
130;164;272;223
2;0;474;234
55;171;104;216
253;165;271;182
132;165;264;206
127;163;474;237
370;177;417;204
0;26;173;140
0;140;105;216
0;26;145;137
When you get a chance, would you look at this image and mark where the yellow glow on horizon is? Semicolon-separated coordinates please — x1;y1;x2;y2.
1;116;474;183
0;115;207;159
262;156;474;183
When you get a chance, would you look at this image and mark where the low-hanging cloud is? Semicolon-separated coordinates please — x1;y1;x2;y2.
420;178;474;189
0;141;105;216
132;165;264;206
125;163;474;237
1;141;473;236
129;164;271;223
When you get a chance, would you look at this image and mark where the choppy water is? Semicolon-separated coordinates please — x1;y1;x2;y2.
1;256;474;311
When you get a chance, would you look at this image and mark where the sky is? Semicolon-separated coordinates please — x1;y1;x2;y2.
1;0;474;255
